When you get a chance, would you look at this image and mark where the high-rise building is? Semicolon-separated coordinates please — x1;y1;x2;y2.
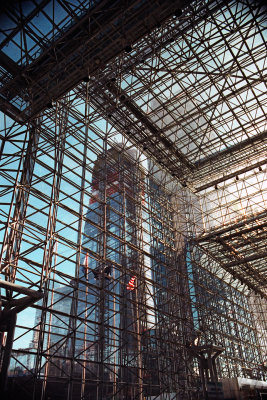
48;145;192;399
76;146;150;398
29;145;194;398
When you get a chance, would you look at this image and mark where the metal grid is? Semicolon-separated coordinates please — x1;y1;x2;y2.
0;0;267;399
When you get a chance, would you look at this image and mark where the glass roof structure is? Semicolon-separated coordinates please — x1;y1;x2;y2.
0;0;266;299
0;0;266;294
0;0;267;398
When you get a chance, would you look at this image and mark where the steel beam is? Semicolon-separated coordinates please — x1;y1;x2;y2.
0;280;42;299
195;130;267;170
195;158;266;192
106;82;194;172
0;0;190;122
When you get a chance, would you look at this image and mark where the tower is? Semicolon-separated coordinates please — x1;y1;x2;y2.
75;145;156;398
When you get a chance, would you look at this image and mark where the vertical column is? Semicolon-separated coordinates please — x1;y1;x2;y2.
33;102;68;400
78;81;90;400
1;119;41;282
0;118;41;397
96;132;108;400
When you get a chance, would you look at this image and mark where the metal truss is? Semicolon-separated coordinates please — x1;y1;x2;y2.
0;0;267;399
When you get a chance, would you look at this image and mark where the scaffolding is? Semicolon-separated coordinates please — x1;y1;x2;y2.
0;0;267;399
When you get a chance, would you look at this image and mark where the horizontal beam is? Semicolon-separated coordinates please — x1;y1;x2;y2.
0;279;42;299
106;82;194;172
0;0;190;122
196;243;267;299
195;157;266;192
0;97;25;124
223;250;267;269
195;130;267;169
0;51;21;76
197;210;267;241
219;221;267;241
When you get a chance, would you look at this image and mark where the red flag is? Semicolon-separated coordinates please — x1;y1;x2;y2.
127;276;136;291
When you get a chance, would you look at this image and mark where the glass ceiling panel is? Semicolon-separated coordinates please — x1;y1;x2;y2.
0;0;99;65
118;0;266;165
